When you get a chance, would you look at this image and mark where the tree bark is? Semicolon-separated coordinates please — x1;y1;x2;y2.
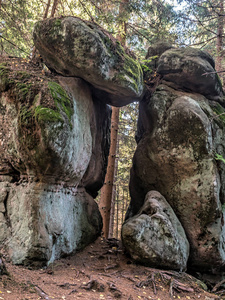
43;0;51;19
32;0;52;59
99;107;119;238
108;138;119;238
216;0;224;72
99;0;129;238
50;0;59;17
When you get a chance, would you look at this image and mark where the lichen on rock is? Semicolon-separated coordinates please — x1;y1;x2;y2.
123;43;225;273
33;16;144;106
122;191;189;271
0;57;110;265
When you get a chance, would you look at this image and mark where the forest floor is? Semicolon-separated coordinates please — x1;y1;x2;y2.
0;238;224;300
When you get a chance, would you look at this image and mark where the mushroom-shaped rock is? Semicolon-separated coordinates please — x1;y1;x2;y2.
33;17;144;107
0;61;110;265
157;47;223;101
122;191;189;271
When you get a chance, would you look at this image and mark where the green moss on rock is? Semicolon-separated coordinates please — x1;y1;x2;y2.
212;103;225;124
0;64;11;91
48;81;73;127
34;106;63;123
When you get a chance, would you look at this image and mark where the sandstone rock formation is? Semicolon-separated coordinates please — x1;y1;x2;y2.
126;46;225;271
122;191;189;271
0;61;110;265
33;17;144;107
157;47;223;101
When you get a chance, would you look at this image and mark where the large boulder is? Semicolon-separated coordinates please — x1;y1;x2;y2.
4;183;102;265
122;191;189;271
127;83;225;271
33;17;144;107
0;60;110;265
157;47;224;101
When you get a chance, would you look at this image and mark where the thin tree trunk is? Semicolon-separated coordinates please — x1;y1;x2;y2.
32;0;52;59
99;107;120;238
116;186;119;239
216;0;224;72
43;0;51;18
99;0;129;238
108;184;115;238
108;137;119;238
50;0;59;17
121;188;125;223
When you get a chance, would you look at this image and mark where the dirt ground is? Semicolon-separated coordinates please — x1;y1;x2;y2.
0;238;223;300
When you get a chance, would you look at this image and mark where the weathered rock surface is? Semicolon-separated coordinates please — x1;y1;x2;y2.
0;60;110;265
33;17;144;107
4;183;101;265
128;82;225;271
143;41;174;74
157;47;224;101
122;191;189;271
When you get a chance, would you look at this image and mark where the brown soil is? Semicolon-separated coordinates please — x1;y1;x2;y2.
0;238;222;300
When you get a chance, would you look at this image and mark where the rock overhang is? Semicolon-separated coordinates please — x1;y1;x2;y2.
33;16;144;107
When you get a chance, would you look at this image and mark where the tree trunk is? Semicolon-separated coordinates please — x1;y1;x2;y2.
32;0;53;59
50;0;59;17
108;184;115;238
108;138;119;238
216;0;224;72
116;186;119;239
43;0;51;19
99;0;129;238
99;107;120;238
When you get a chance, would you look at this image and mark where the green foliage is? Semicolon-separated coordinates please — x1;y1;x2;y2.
16;82;32;100
19;105;33;125
212;103;225;125
0;64;11;91
175;0;225;78
215;153;225;164
1;0;180;59
116;102;138;188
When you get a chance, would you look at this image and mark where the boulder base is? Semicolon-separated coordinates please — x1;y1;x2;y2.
2;182;102;266
122;191;189;271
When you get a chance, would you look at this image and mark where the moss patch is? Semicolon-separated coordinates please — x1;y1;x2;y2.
112;44;143;94
34;105;63;123
0;57;73;128
48;81;73;127
0;63;12;91
212;103;225;125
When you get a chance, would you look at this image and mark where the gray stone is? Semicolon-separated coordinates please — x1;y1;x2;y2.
143;41;174;73
7;183;102;265
157;47;223;101
33;17;144;107
128;84;225;271
0;66;110;265
122;191;189;271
